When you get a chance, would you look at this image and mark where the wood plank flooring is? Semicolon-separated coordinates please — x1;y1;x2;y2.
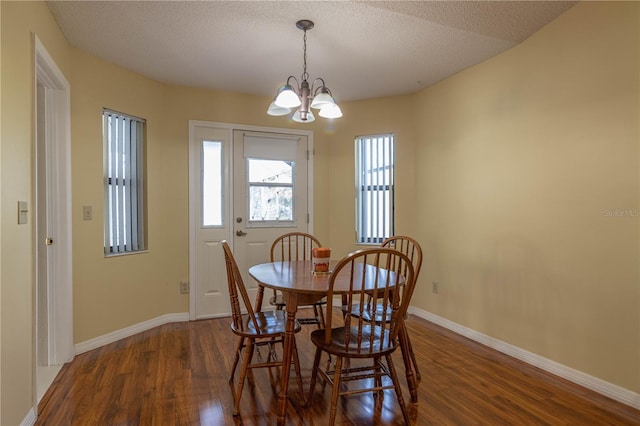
36;312;640;425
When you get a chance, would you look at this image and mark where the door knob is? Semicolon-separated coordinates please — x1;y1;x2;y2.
236;230;247;237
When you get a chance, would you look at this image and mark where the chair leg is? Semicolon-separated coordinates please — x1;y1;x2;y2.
386;353;411;425
291;338;306;405
264;340;279;364
316;304;325;329
228;337;244;415
247;343;257;385
306;346;322;406
312;304;321;329
229;337;244;384
399;322;418;403
406;332;421;381
233;338;255;416
328;356;343;426
373;357;383;398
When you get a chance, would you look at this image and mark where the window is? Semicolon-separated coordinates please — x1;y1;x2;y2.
202;140;223;227
355;134;394;244
103;109;146;255
248;159;294;222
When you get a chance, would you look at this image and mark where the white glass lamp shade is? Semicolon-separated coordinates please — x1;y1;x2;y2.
267;101;291;116
319;103;343;119
274;85;302;108
292;109;315;123
310;91;335;109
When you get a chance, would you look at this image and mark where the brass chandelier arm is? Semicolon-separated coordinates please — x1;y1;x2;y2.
311;78;327;94
286;76;300;92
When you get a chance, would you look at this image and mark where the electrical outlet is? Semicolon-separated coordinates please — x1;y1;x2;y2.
180;281;189;294
432;281;439;294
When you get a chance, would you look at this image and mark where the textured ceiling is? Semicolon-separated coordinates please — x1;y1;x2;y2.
47;1;577;102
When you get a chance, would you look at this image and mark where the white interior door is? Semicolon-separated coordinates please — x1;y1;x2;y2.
189;123;311;319
34;37;74;409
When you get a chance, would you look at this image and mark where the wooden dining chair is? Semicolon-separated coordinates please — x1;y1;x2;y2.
221;241;305;417
342;235;423;390
307;247;416;425
381;235;423;381
269;232;327;327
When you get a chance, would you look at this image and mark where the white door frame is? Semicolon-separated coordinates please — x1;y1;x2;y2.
188;121;314;320
33;34;74;388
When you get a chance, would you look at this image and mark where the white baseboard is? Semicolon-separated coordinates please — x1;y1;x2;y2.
21;407;36;426
408;306;640;410
74;312;190;355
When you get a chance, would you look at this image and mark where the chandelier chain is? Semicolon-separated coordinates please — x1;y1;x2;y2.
302;29;309;81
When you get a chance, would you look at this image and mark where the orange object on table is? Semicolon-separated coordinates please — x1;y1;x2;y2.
312;247;331;274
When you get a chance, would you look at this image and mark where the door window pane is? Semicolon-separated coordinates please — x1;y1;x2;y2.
248;159;294;221
202;140;222;227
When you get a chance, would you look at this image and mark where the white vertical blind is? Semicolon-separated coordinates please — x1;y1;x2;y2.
355;134;394;244
103;109;145;254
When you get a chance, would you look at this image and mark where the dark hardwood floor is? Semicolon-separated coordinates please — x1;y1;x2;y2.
36;311;640;425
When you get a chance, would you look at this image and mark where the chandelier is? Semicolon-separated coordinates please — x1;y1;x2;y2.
267;20;343;123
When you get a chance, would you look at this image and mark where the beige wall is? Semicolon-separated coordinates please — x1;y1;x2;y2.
1;1;638;424
71;71;363;342
323;94;417;258
71;75;417;342
1;2;71;424
411;1;639;392
71;48;183;341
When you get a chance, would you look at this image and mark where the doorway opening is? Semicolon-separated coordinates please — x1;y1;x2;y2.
34;35;74;404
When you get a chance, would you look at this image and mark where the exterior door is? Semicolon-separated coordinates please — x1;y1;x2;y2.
189;122;311;320
190;125;232;319
231;130;309;306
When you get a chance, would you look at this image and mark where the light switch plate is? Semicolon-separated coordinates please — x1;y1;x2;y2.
18;201;28;225
83;205;93;220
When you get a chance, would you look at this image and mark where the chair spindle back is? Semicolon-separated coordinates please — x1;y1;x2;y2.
270;232;321;262
324;248;415;352
222;241;259;333
381;235;422;304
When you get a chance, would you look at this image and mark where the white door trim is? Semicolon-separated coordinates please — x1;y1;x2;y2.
188;121;314;320
34;35;74;363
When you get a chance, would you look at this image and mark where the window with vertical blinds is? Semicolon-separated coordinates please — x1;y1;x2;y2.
103;109;146;255
355;134;394;244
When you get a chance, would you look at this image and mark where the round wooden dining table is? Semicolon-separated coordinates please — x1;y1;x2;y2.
248;260;418;426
